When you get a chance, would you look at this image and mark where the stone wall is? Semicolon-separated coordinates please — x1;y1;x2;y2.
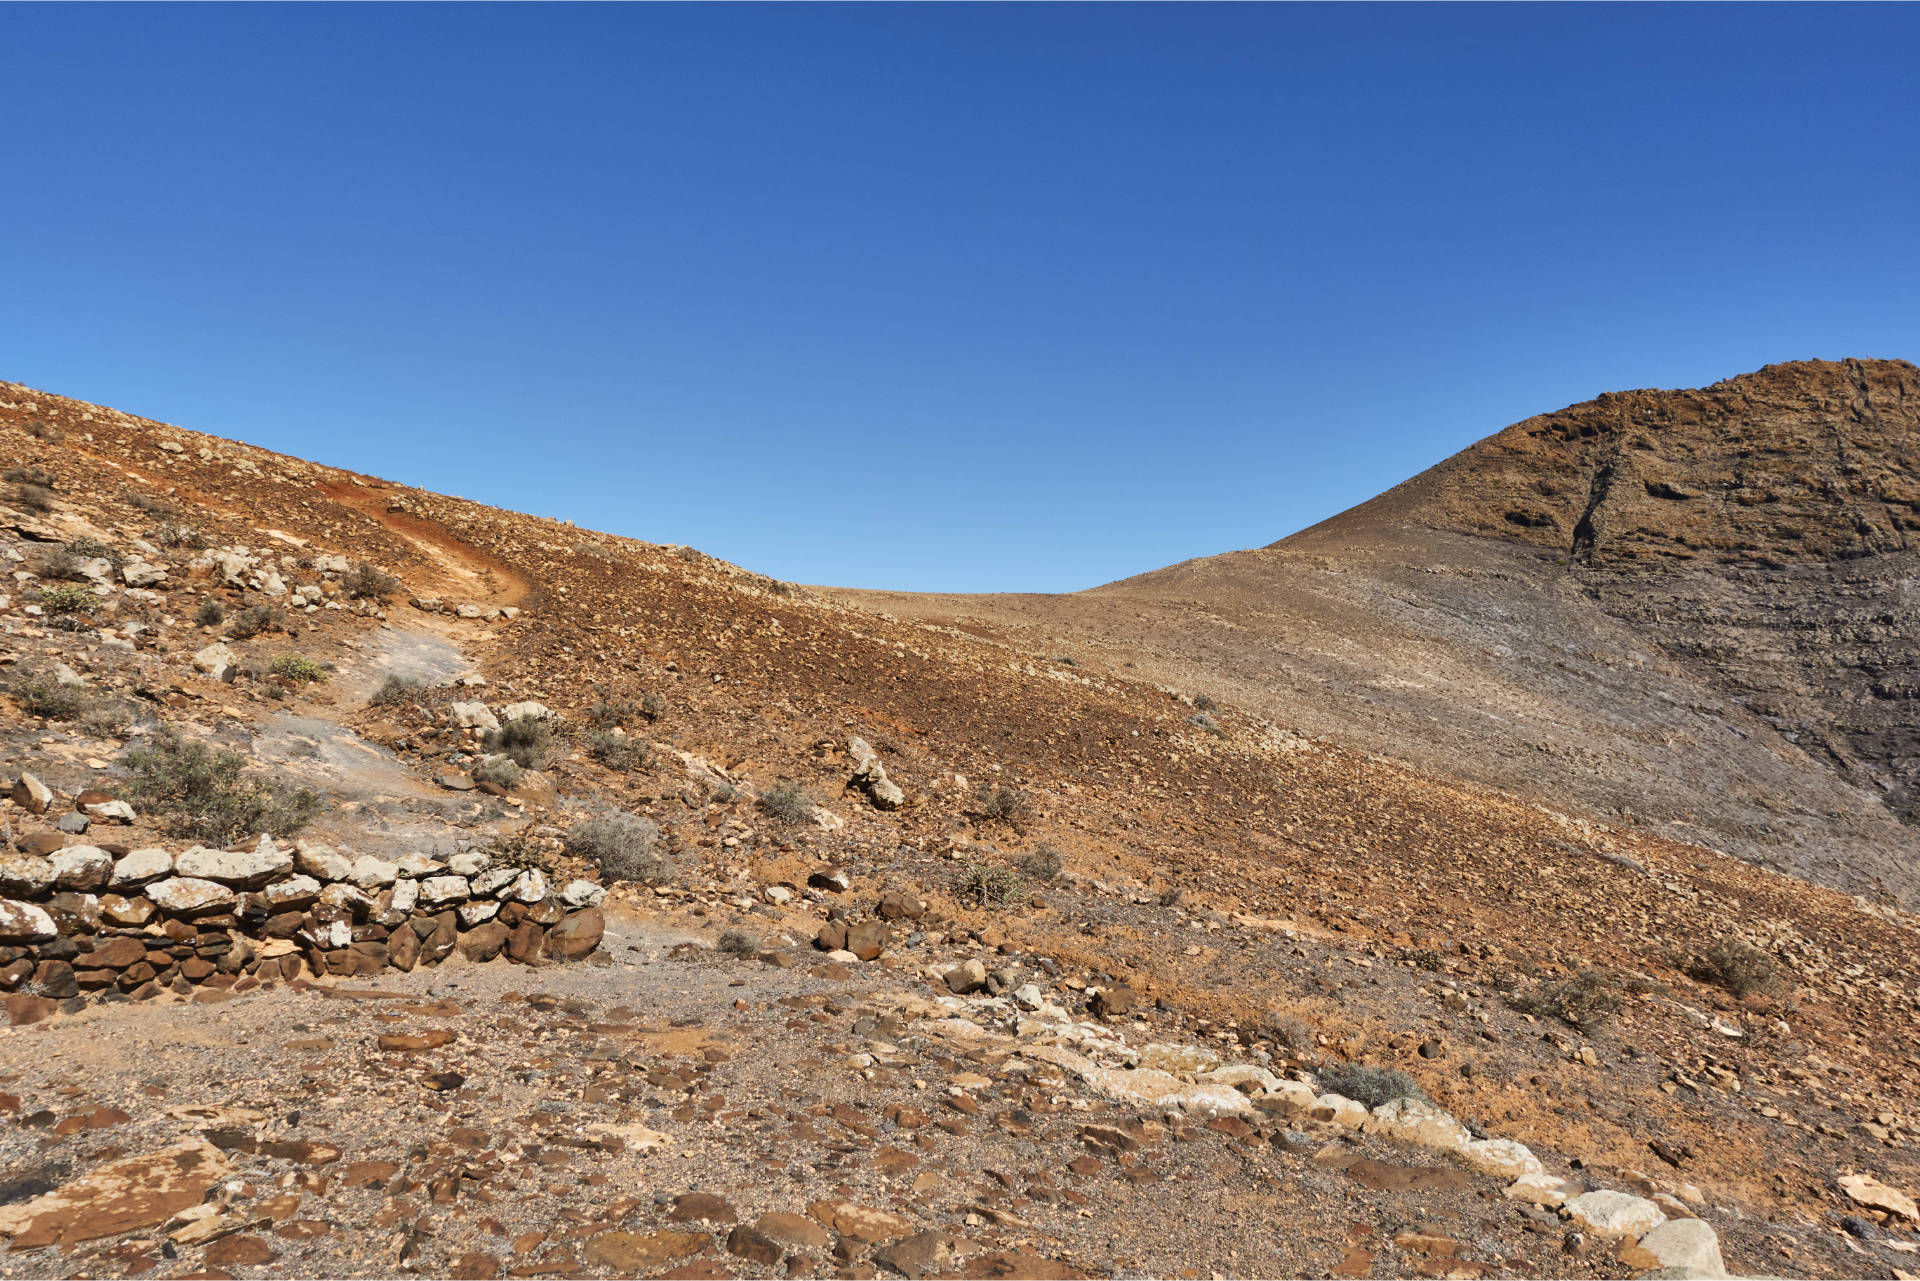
0;808;607;1025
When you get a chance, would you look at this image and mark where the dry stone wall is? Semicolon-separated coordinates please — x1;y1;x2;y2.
0;799;607;1026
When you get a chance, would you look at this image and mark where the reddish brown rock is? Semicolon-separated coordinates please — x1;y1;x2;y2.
458;921;510;962
543;908;603;960
506;920;544;964
668;1192;738;1224
203;1235;276;1267
0;1140;230;1247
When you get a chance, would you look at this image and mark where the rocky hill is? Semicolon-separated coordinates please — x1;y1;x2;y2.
0;373;1917;1280
852;360;1920;907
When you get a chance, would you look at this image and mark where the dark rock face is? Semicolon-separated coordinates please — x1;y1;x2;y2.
1353;357;1920;894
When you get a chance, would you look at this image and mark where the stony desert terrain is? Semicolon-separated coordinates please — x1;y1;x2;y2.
0;366;1917;1280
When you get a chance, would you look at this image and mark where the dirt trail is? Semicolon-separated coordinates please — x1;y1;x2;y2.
314;479;532;609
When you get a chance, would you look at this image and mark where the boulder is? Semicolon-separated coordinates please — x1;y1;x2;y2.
293;842;354;881
99;895;155;927
510;869;548;903
108;848;173;888
559;879;605;908
192;642;240;682
458;921;510;961
9;773;53;815
448;701;499;733
78;799;136;825
0;854;55;897
48;846;113;892
1564;1189;1666;1241
175;841;292;888
545;908;604;960
1461;1137;1544;1180
346;855;399;889
944;959;987;995
446;851;490;877
389;878;419;914
263;875;322;910
1838;1173;1919;1222
143;878;237;917
121;562;167;588
420;875;471;904
1363;1097;1473;1155
458;900;500;927
0;900;57;944
498;701;551;722
1621;1217;1727;1278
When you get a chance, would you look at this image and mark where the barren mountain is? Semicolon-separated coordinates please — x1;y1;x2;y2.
849;359;1920;906
0;370;1917;1281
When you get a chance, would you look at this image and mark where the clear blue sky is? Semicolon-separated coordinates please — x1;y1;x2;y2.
3;5;1916;592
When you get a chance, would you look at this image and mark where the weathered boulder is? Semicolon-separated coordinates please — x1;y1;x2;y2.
175;840;291;888
1565;1189;1666;1241
544;908;604;959
346;855;399;889
420;875;471;904
0;854;55;897
0;900;58;944
9;773;53;814
1363;1097;1473;1154
448;701;500;732
1622;1217;1727;1278
293;842;354;881
192;642;240;682
458;921;510;962
263;875;322;910
144;877;237;917
1461;1137;1544;1180
48;846;113;892
108;848;173;888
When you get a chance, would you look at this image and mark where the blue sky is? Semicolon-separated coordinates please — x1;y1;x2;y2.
3;4;1916;592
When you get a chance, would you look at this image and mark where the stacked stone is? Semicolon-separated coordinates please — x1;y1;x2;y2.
0;833;607;1025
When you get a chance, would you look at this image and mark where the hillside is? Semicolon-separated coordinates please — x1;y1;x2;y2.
850;359;1920;907
0;374;1916;1279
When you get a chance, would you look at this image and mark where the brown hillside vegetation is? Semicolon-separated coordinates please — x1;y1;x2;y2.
0;373;1916;1279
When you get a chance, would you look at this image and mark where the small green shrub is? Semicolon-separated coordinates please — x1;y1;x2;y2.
1192;693;1219;712
954;861;1022;908
483;715;558;769
1017;845;1063;882
1256;1010;1316;1052
717;928;760;957
268;654;330;685
229;604;282;639
7;666;88;719
1317;1062;1426;1108
1688;938;1781;998
342;561;399;602
586;695;638;729
64;538;124;570
35;585;93;615
195;598;227;627
24;421;60;441
588;731;653;771
11;484;53;514
127;492;176;515
3;466;54;487
565;811;672;883
974;785;1031;825
368;674;421;706
154;521;208;550
757;783;815;825
471;755;524;787
35;547;86;580
120;727;322;844
80;698;137;737
1188;712;1224;737
1508;969;1623;1028
639;692;666;722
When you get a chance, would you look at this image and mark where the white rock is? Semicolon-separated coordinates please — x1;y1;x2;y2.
175;840;292;888
1506;1172;1581;1208
1565;1189;1666;1241
1260;1079;1321;1114
121;561;167;587
1631;1218;1727;1278
1362;1096;1473;1154
144;877;237;916
458;900;500;926
469;866;518;897
448;701;500;732
389;878;420;914
498;701;551;722
52;662;86;687
511;869;548;903
192;642;240;682
293;842;354;881
1462;1138;1544;1180
1012;983;1045;1011
0;854;55;897
1078;1065;1254;1117
347;855;399;889
1312;1093;1370;1129
420;875;471;904
108;848;173;888
9;773;53;814
447;851;491;877
79;799;136;824
394;852;441;876
263;875;322;910
1201;1064;1285;1094
560;879;606;908
0;899;57;943
764;885;793;905
49;845;112;892
1838;1173;1919;1222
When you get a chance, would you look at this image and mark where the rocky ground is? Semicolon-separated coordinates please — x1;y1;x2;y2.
0;377;1918;1279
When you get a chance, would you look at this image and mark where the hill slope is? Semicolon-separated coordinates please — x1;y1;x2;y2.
1;373;1917;1278
849;359;1920;905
